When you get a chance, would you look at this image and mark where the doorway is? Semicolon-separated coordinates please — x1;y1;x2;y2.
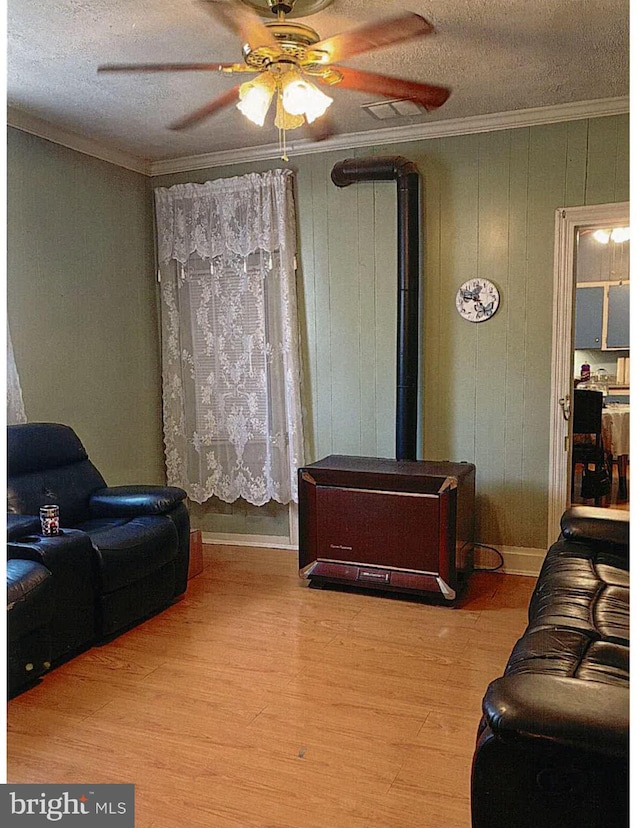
547;202;630;546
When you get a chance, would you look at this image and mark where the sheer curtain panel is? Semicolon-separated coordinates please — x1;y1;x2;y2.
7;325;27;424
154;169;304;506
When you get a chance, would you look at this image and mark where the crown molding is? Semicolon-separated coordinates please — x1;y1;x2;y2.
7;107;151;175
7;96;629;179
148;96;629;176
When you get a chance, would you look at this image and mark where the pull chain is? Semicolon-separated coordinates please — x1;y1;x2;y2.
279;126;289;162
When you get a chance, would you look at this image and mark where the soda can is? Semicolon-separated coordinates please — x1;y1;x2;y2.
40;504;60;536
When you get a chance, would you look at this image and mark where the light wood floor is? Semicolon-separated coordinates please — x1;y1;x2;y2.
7;545;535;828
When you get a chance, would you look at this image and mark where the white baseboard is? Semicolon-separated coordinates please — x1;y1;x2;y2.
202;533;545;577
201;532;297;551
475;545;546;577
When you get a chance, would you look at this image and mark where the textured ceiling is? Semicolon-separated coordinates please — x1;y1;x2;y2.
7;0;629;165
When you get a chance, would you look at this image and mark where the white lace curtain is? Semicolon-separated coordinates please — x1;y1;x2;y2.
154;169;304;506
7;324;27;424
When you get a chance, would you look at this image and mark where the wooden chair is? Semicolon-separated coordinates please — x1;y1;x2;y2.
571;389;609;504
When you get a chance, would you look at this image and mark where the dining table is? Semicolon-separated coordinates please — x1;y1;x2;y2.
602;403;630;500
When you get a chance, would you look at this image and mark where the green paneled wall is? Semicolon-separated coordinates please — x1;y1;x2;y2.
7;128;164;485
155;114;628;548
10;113;626;546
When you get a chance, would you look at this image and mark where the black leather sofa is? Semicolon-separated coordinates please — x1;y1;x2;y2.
6;422;190;696
7;558;55;697
471;506;629;828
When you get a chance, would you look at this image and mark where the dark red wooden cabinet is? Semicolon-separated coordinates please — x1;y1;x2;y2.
298;455;475;601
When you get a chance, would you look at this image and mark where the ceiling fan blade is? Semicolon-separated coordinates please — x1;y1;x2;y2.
198;0;278;51
169;84;241;130
98;62;245;73
327;67;450;111
313;13;434;64
304;113;336;144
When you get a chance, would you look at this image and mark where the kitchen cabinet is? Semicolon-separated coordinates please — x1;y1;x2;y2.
575;286;604;348
606;283;630;349
575;282;629;350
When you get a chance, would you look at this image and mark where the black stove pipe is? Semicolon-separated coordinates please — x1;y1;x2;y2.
331;156;421;462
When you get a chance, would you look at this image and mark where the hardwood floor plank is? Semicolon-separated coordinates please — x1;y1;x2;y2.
7;544;535;828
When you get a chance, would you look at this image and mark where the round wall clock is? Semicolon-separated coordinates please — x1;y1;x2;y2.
456;278;500;322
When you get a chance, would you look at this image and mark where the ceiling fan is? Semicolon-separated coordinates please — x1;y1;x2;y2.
98;0;450;158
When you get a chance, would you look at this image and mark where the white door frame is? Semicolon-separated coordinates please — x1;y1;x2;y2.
547;201;629;546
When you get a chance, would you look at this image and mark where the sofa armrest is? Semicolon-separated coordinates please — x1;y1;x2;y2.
560;506;629;548
8;528;96;573
7;513;42;541
88;485;187;518
8;528;99;663
483;674;628;759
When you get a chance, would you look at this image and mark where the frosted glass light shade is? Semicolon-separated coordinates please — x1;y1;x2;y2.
237;74;276;126
282;76;332;123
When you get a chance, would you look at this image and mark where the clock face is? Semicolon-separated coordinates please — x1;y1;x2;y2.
456;279;500;322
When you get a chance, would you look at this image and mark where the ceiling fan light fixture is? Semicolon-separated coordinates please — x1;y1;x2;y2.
98;3;449;160
274;88;305;130
237;72;276;126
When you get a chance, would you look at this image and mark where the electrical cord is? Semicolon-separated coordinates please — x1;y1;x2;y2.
473;542;505;572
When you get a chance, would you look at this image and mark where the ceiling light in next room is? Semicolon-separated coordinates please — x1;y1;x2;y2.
592;227;631;244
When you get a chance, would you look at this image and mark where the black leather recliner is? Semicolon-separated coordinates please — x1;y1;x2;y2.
7;423;190;666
